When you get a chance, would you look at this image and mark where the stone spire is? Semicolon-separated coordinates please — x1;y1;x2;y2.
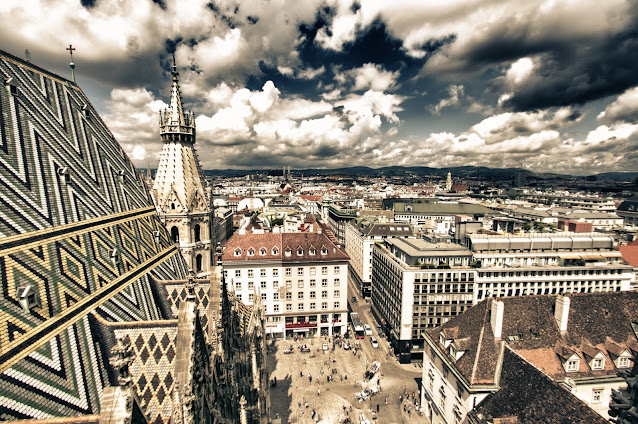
152;55;208;215
152;55;213;276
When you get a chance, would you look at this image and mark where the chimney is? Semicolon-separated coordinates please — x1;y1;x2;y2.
555;295;570;332
490;300;504;339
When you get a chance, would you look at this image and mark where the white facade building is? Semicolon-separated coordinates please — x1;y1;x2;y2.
222;229;349;339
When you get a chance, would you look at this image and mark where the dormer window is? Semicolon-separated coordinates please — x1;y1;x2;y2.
285;248;292;257
260;247;267;256
4;77;17;96
591;357;604;370
321;248;328;255
297;248;303;256
272;247;279;255
309;248;316;255
618;357;630;368
566;359;579;372
247;248;255;256
234;248;242;256
110;249;120;265
17;285;38;311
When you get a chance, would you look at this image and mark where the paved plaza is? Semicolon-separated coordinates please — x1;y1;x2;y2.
267;335;426;423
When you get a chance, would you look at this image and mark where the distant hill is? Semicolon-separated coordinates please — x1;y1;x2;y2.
147;166;636;181
200;166;537;179
592;172;638;182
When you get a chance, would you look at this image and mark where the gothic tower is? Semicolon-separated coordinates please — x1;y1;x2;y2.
152;55;213;275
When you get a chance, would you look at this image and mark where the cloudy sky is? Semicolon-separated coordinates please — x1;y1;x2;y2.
2;0;638;175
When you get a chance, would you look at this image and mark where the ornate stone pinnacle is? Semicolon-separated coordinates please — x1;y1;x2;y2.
186;269;196;300
110;335;134;386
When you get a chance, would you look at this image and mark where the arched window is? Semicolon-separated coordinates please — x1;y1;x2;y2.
196;254;203;272
171;202;176;210
247;248;255;256
234;248;242;256
194;224;201;242
272;247;279;255
170;226;179;243
259;247;267;256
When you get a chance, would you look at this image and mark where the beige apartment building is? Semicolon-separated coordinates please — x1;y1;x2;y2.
222;229;350;339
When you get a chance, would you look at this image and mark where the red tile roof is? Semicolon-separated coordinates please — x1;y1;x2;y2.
222;231;349;263
618;245;638;266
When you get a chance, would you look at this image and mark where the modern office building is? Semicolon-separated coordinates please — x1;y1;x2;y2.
371;233;633;361
371;238;475;362
468;233;634;303
345;217;414;297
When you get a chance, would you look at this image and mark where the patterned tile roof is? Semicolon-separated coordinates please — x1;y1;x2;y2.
11;417;100;424
0;49;188;420
94;316;179;424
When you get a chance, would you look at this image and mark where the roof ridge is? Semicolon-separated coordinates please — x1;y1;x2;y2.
470;299;491;384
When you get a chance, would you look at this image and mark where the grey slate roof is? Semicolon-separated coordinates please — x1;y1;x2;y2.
468;347;608;424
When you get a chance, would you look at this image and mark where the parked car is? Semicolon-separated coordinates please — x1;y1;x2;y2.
364;324;372;336
370;337;379;349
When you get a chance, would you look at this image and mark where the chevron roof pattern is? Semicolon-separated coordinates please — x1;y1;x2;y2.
0;50;188;420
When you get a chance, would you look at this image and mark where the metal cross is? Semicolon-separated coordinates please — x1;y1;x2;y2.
66;45;75;61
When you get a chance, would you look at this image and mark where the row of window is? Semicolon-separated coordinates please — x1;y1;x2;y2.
279;302;340;312
235;294;341;312
565;356;630;373
230;266;341;278
477;283;621;299
478;268;624;278
283;290;340;299
234;279;341;291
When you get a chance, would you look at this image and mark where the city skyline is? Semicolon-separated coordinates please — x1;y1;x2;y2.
2;0;638;175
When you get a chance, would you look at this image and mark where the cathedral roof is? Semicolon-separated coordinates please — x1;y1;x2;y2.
0;49;187;420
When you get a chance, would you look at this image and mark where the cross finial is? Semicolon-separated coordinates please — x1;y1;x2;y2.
66;45;76;83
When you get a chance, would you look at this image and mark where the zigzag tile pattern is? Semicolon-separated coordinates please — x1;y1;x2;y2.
0;50;188;419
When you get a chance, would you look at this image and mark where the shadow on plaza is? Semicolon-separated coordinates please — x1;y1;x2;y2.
267;341;293;423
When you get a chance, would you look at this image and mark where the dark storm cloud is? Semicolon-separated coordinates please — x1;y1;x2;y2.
502;26;638;111
299;15;424;75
